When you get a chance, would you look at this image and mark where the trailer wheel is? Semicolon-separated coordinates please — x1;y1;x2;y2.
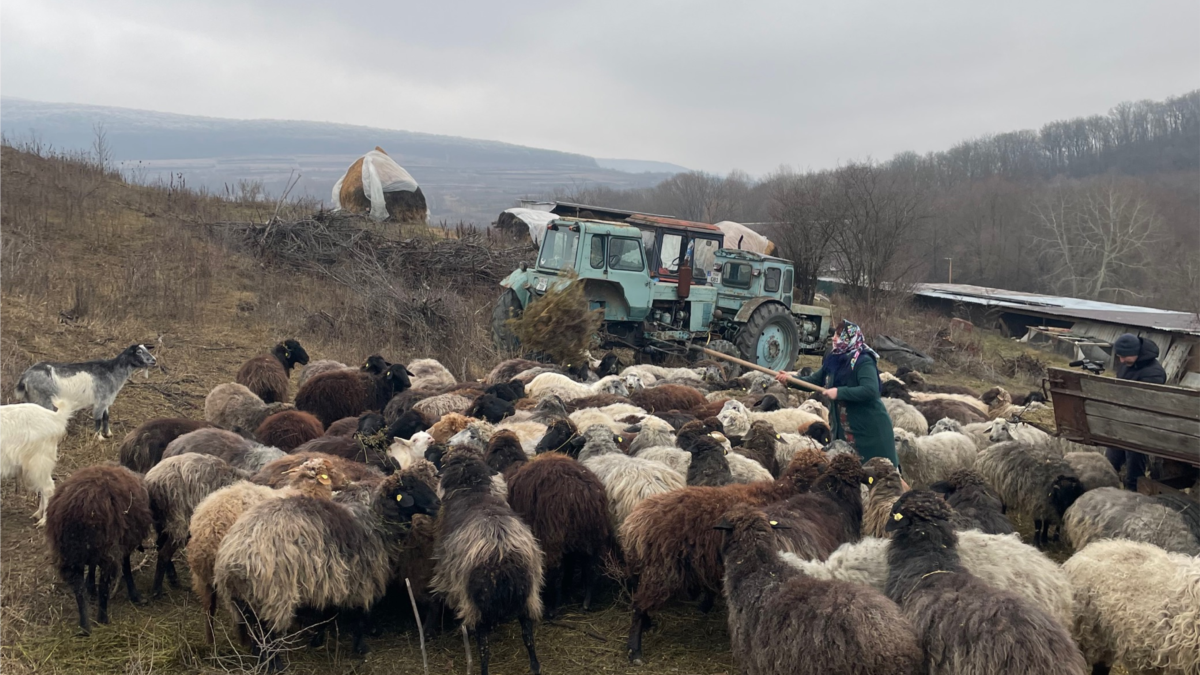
736;303;800;371
492;289;523;351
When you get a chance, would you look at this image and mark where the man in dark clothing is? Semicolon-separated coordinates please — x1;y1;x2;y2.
1105;334;1168;491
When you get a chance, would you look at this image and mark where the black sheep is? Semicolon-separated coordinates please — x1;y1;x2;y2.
766;453;866;559
295;364;412;427
595;352;621;378
735;420;781;477
534;419;578;455
467;393;515;424
686;436;733;487
884;491;1087;675
750;394;782;412
716;503;921;675
387;409;429;441
484;379;526;403
929;468;1014;535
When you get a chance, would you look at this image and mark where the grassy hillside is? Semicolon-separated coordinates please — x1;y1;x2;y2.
1;143;1079;674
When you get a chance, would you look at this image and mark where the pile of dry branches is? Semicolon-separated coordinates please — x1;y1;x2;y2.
213;211;531;286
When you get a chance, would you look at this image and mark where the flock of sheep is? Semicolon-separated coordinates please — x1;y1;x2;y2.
1;339;1198;675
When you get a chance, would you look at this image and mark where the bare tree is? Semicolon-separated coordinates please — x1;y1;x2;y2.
92;122;111;171
762;169;839;303
826;161;928;307
1032;178;1162;301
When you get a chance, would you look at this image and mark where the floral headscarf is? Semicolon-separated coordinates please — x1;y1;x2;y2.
830;321;879;370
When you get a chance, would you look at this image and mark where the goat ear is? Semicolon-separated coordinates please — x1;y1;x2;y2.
141;343;154;351
768;520;790;530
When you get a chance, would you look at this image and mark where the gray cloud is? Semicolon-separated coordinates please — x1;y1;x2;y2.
2;0;1196;173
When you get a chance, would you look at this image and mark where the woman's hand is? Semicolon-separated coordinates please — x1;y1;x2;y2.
774;371;791;384
825;388;839;400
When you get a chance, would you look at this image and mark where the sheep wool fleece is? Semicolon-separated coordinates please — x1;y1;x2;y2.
798;355;898;466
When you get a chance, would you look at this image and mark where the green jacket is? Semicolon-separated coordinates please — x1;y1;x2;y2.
796;355;898;467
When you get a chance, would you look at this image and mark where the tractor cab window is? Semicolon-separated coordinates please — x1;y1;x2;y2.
764;267;781;293
722;262;753;289
589;235;606;269
692;238;720;281
609;238;644;271
659;233;683;274
538;228;579;271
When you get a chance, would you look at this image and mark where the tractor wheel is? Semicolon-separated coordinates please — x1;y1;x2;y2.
492;289;523;351
736;303;800;371
693;339;743;378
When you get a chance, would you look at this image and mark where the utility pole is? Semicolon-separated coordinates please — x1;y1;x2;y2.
944;257;953;284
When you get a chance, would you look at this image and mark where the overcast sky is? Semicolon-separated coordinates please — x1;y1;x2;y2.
3;0;1197;174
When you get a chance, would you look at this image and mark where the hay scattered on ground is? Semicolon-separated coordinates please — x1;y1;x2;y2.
507;271;602;365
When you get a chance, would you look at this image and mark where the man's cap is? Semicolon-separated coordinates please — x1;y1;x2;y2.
1113;334;1141;358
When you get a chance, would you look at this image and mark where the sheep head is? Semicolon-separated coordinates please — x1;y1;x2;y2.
885;490;957;549
377;470;441;527
930;417;963;434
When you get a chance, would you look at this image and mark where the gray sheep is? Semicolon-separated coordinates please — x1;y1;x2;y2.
891;428;975;490
1062;487;1200;556
974;440;1085;546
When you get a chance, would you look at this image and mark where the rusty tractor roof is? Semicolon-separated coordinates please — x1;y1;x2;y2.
625;214;724;235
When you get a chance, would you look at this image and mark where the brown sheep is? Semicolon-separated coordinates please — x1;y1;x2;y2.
862;457;907;538
630;384;708;414
235;339;309;404
428;412;474;444
324;416;360;437
563;392;634;412
255;410;324;451
295;364;412;427
621;448;828;664
119;418;211;473
735;420;781;477
45;464;153;635
252;451;383;488
896;368;979;397
506;451;613;618
187;457;345;643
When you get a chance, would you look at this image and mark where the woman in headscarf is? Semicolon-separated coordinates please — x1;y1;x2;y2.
775;320;898;465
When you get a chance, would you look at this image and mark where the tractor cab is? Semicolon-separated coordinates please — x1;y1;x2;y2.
625;215;725;287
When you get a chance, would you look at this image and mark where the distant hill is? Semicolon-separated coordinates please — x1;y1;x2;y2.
0;97;684;224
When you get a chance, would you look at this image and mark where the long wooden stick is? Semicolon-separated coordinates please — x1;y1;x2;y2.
405;578;429;675
690;345;825;393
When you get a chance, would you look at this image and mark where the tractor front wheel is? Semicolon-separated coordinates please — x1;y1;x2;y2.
735;303;800;371
492;289;523;351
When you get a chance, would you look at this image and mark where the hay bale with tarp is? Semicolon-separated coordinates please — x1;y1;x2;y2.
495;207;559;245
714;220;775;255
506;271;602;365
331;147;428;223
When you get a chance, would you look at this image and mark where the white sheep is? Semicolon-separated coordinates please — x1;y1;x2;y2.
526;373;629;402
574;425;686;530
798;398;830;426
717;399;824;438
388;431;435;469
882;398;928;436
1063;539;1200;674
405;358;456;391
0;398;80;525
988;418;1053;447
908;390;988;415
891;427;976;489
780;531;1075;631
634;443;772;484
619;364;705;386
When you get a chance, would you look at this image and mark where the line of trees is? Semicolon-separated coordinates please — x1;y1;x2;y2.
548;91;1199;313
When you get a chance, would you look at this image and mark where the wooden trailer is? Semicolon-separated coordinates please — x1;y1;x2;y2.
1049;367;1199;494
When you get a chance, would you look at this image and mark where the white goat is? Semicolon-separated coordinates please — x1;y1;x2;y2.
1;398;80;525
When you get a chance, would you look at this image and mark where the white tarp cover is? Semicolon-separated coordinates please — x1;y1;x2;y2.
504;208;560;245
331;150;420;221
362;150;419;221
714;220;774;255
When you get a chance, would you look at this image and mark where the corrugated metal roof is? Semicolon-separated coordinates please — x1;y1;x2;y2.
911;282;1200;335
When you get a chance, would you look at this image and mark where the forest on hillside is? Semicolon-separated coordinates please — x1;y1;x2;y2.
548;91;1200;313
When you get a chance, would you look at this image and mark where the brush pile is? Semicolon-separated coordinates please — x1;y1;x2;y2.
506;271;603;365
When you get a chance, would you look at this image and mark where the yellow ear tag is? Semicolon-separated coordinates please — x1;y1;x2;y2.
893;513;903;521
868;476;874;484
617;436;623;443
396;493;405;502
775;434;780;439
769;520;779;526
318;473;331;485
